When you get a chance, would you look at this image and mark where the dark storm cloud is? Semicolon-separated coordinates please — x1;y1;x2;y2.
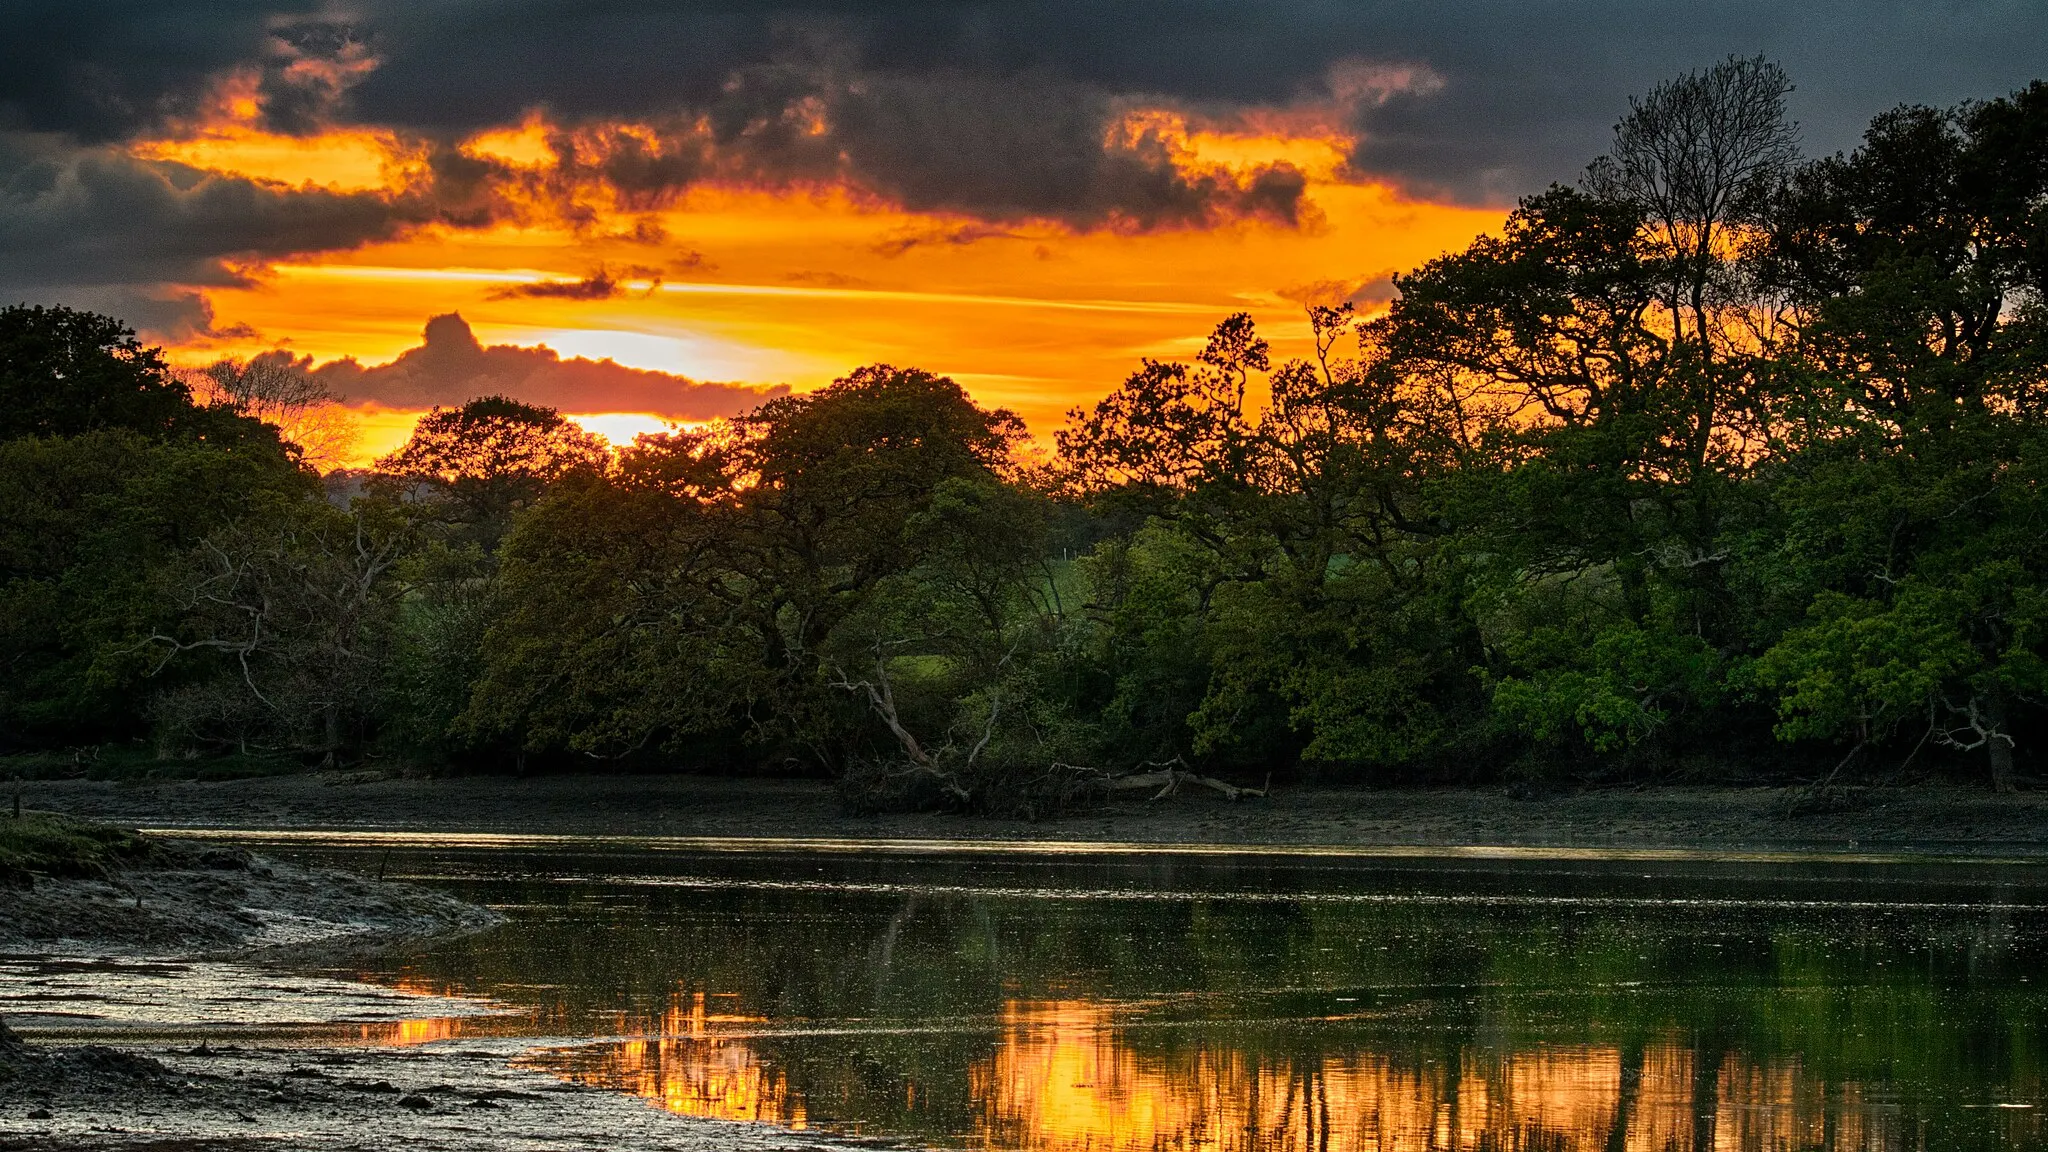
0;3;369;140
325;0;2048;203
0;134;418;286
0;130;430;337
292;312;788;418
4;0;2046;323
9;4;2048;198
824;69;1308;228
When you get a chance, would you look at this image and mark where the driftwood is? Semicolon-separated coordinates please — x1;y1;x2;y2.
1052;757;1269;803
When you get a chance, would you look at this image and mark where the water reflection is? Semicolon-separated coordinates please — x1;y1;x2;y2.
530;996;2021;1152
320;850;2048;1151
532;993;805;1126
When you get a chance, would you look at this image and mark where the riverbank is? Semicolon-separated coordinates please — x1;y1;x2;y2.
0;1020;842;1151
7;786;2047;1150
15;773;2048;857
0;816;497;955
0;818;840;1151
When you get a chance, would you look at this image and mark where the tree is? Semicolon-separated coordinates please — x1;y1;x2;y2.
459;462;763;765
1586;55;1799;357
144;501;411;766
1366;97;1804;769
720;364;1026;675
0;430;314;747
461;365;1037;782
1058;310;1494;781
1740;82;2048;788
0;304;278;447
1763;81;2048;421
0;305;195;440
187;354;359;471
375;395;611;542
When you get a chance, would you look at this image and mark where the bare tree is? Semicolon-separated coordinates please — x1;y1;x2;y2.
1585;55;1799;354
186;356;359;471
143;506;408;766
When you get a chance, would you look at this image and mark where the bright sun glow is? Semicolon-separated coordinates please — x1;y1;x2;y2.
568;412;693;444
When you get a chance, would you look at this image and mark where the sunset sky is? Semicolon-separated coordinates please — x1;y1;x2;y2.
6;2;2045;463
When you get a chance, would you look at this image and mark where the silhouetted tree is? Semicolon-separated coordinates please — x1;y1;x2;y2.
188;354;358;471
376;394;610;543
0;304;278;447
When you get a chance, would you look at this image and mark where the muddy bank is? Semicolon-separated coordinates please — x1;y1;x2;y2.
0;830;496;956
0;826;834;1151
0;1022;839;1151
20;773;2048;856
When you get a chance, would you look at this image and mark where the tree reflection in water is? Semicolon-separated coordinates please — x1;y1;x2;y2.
332;851;2048;1151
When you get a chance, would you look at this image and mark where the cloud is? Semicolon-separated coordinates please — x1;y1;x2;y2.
0;6;373;142
7;1;2047;253
783;270;873;288
817;70;1311;229
486;265;663;301
413;68;1314;232
288;312;787;418
0;130;432;338
309;2;2048;206
1277;274;1397;310
4;5;1324;231
870;221;1021;259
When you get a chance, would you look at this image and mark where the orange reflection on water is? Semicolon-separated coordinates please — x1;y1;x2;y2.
582;1034;807;1127
356;1015;471;1047
977;1001;1963;1152
981;1000;1684;1152
533;992;804;1128
537;994;1996;1151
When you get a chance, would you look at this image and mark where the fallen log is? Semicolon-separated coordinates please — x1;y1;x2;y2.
1053;758;1268;802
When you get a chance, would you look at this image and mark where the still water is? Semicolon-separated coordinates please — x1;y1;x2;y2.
284;841;2048;1151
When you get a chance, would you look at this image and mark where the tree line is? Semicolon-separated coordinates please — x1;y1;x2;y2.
4;60;2046;806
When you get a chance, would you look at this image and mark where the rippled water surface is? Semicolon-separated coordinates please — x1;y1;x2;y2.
271;840;2048;1150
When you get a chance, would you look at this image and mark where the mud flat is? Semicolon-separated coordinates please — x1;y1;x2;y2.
23;773;2048;858
0;824;840;1152
0;834;495;957
2;1016;847;1139
0;1020;839;1151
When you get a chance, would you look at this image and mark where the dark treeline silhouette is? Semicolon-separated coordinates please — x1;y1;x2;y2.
5;61;2046;808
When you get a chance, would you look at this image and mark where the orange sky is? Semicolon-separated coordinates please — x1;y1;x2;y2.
141;110;1501;464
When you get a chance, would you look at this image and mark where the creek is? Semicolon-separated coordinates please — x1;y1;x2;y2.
192;836;2048;1151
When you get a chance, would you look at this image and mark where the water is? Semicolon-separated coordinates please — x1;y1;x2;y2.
270;842;2048;1149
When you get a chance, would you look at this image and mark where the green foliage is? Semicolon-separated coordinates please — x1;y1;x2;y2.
375;394;611;547
0;429;311;747
1488;623;1723;758
9;71;2048;797
1748;589;1974;744
144;497;414;764
0;305;220;443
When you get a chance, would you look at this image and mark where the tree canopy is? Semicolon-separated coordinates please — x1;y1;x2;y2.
7;69;2048;802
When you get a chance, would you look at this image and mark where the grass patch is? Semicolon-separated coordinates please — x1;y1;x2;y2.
0;811;153;886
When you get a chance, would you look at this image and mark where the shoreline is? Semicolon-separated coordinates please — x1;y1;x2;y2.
0;1025;838;1152
18;773;2048;860
0;831;499;959
0;824;830;1151
138;825;2048;870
